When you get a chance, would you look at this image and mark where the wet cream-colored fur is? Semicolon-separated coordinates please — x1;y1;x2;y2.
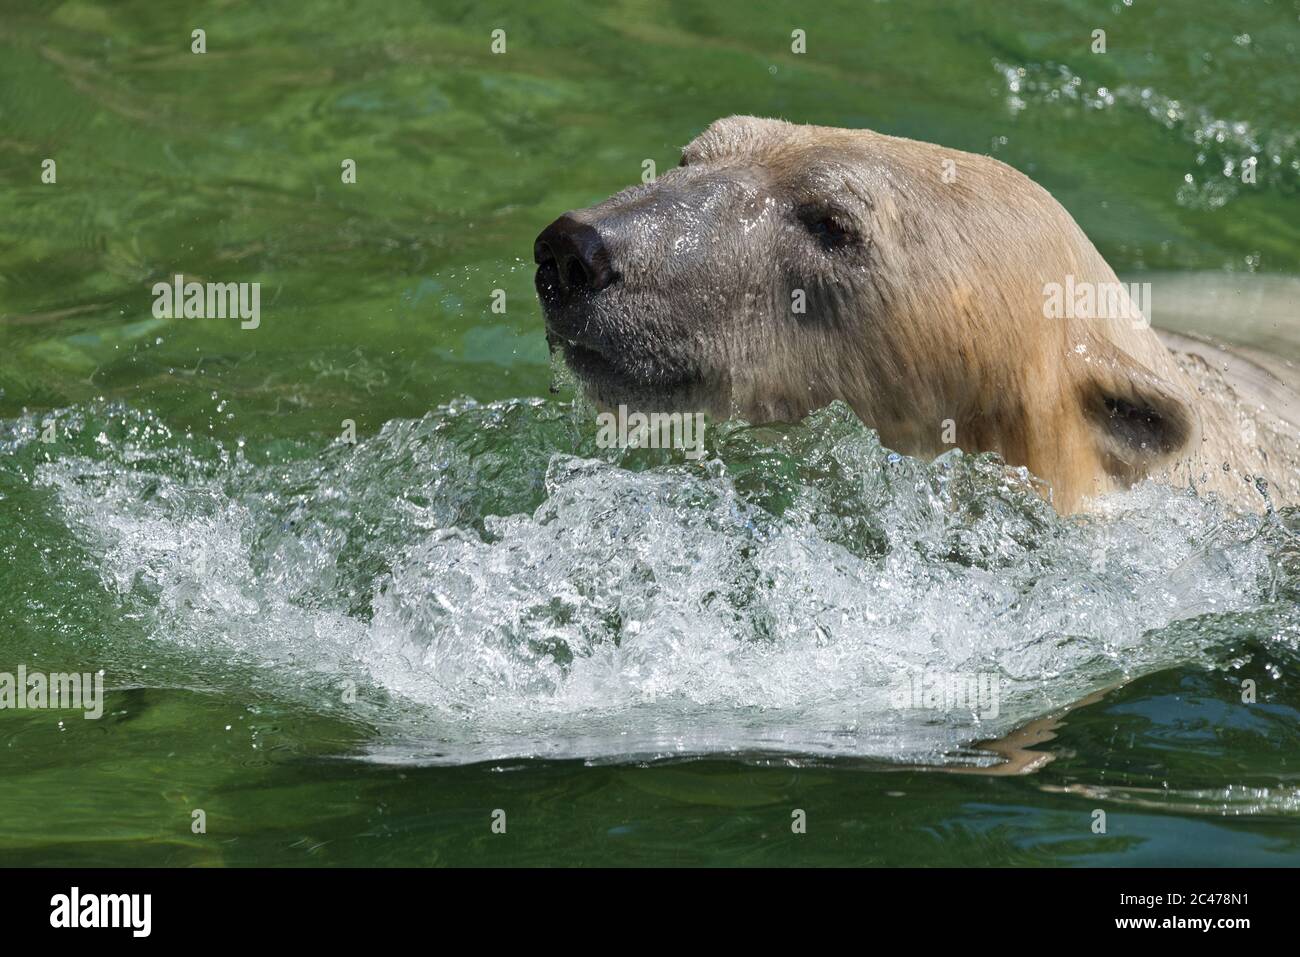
540;116;1298;513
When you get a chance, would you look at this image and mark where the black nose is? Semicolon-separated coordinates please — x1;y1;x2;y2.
534;215;618;296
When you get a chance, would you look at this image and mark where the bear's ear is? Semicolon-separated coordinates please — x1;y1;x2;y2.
1074;341;1199;484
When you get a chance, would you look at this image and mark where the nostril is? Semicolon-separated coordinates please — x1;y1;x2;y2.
564;257;589;290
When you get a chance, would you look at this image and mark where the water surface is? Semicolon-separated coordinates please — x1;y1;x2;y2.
2;0;1299;865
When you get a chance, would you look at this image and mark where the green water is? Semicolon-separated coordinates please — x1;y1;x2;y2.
3;0;1300;866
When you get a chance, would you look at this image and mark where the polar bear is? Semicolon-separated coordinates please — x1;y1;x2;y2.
535;116;1299;513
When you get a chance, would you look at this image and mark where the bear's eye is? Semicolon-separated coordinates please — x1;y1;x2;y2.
797;206;858;250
